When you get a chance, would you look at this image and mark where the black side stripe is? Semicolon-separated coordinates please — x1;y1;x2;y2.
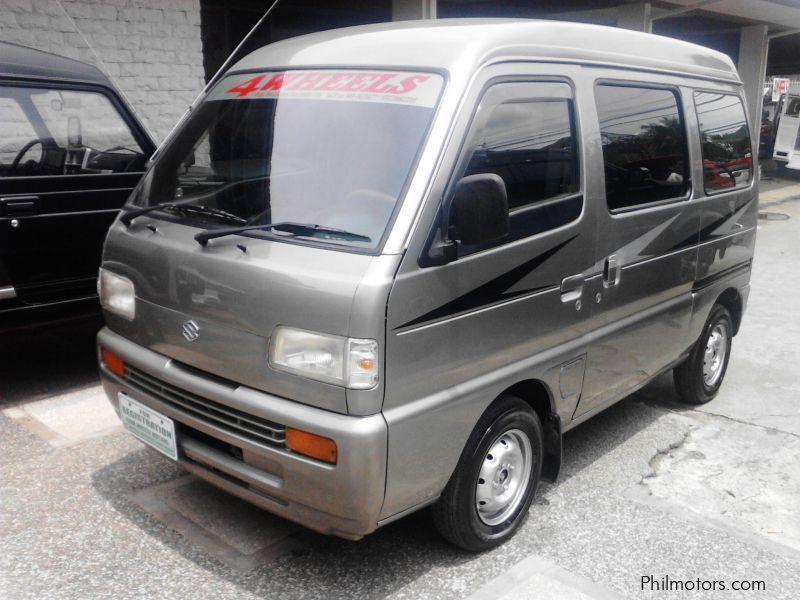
692;260;752;293
667;196;755;254
395;235;577;331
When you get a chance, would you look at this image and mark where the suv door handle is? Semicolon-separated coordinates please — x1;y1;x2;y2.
560;274;584;303
603;255;619;287
1;196;39;217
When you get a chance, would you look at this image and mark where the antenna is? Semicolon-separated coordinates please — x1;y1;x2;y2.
205;0;282;94
152;0;282;158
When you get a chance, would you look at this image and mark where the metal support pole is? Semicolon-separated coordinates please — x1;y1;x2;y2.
738;25;769;151
616;2;652;33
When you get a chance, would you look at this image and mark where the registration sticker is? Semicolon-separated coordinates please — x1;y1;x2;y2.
118;392;178;461
208;70;443;108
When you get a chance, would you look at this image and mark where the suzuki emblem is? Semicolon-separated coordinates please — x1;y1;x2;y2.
182;320;200;342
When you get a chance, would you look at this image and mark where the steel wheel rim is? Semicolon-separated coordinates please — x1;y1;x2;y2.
475;428;532;526
702;322;728;387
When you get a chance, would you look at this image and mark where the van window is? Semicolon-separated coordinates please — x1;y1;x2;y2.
0;85;146;177
137;70;444;250
464;99;578;209
456;81;581;256
595;84;689;211
694;91;753;193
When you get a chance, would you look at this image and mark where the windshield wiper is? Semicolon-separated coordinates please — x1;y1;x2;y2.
164;204;246;224
120;175;269;227
194;222;372;247
120;200;246;227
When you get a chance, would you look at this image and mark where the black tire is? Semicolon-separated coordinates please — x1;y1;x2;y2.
674;304;733;405
431;395;543;552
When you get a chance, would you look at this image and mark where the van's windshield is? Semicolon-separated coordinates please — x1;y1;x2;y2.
133;69;443;249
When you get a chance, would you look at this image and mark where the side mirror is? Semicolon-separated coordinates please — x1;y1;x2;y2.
67;116;82;147
450;173;509;246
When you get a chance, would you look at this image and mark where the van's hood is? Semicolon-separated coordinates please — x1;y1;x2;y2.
101;220;393;414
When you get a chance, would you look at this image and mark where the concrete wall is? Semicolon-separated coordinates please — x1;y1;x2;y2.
0;0;206;142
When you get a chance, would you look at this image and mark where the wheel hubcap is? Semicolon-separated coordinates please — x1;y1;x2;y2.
475;429;532;526
702;323;728;387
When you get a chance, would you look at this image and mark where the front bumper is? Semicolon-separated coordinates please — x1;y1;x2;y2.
98;327;387;540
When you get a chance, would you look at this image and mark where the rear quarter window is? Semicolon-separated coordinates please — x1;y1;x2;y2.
693;91;753;194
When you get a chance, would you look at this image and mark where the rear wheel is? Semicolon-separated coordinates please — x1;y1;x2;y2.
674;304;733;405
431;395;543;552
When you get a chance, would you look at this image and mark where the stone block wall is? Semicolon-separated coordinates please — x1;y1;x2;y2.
1;0;206;142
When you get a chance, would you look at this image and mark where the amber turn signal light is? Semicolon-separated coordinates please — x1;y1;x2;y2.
101;347;126;377
286;427;337;464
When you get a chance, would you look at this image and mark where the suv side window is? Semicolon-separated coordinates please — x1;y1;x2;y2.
693;91;753;193
456;81;581;256
0;85;146;178
0;95;39;168
595;83;690;211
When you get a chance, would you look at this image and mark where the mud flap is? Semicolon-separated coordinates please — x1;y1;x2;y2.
542;411;562;482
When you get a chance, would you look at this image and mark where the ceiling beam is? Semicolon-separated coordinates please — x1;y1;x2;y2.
651;0;725;21
769;28;800;40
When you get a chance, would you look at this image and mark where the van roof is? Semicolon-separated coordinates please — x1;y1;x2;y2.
0;41;111;88
231;19;740;84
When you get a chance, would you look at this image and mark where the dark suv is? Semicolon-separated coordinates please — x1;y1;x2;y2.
0;42;156;329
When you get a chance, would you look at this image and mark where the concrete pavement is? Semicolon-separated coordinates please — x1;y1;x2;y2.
1;177;799;599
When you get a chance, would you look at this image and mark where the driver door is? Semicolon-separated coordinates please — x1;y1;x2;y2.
0;82;154;307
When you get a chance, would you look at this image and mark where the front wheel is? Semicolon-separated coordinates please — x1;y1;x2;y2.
431;395;543;552
674;304;733;405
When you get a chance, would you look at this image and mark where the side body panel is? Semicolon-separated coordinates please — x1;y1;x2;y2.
688;86;758;342
381;64;601;519
576;75;756;419
576;75;703;416
1;173;144;304
0;78;154;313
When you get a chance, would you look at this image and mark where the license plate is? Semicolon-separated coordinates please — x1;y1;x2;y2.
118;392;178;461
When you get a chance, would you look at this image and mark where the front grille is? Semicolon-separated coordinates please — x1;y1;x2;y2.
123;365;286;448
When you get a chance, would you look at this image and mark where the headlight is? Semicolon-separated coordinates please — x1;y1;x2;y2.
269;327;379;389
98;268;135;320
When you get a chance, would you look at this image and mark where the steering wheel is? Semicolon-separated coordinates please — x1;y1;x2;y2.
9;139;44;174
97;145;145;172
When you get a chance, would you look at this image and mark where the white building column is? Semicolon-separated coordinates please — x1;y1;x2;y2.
616;2;652;33
392;0;436;21
738;25;769;149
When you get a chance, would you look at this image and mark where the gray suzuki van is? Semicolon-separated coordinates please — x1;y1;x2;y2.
97;20;756;551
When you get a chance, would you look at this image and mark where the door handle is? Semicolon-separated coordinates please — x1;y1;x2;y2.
603;255;619;288
560;274;585;303
1;196;39;217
